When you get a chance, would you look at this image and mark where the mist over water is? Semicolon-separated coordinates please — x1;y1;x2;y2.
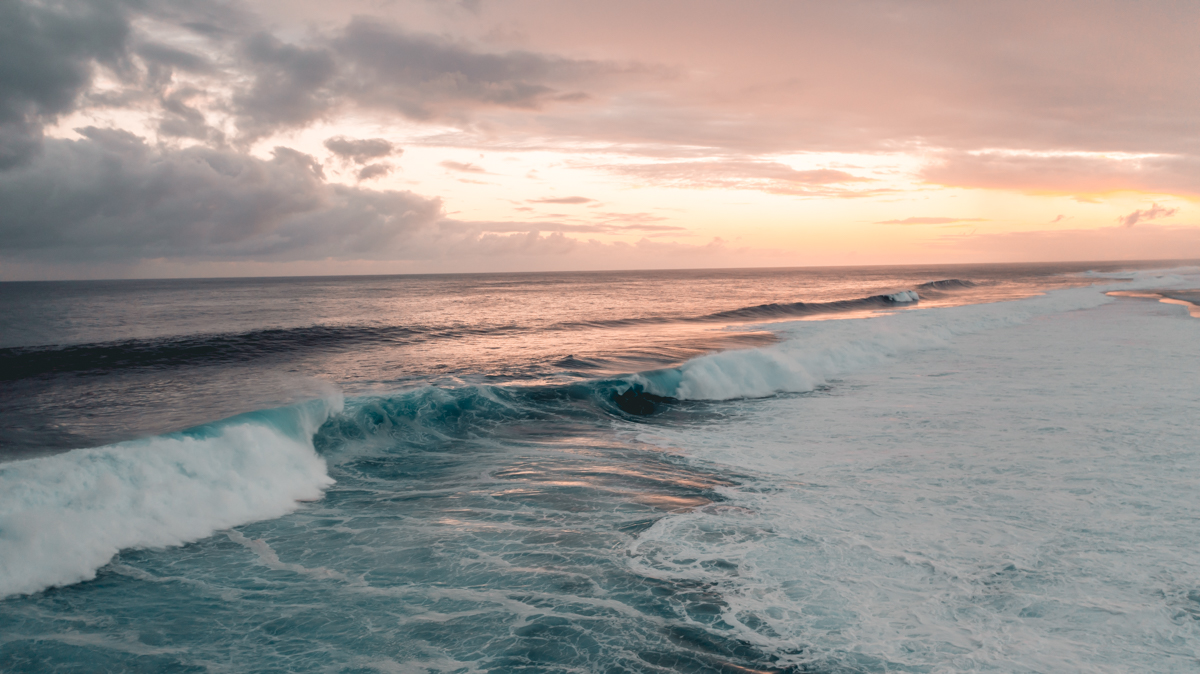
2;261;1198;673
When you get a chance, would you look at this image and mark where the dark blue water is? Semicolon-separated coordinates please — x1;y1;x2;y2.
0;261;1188;673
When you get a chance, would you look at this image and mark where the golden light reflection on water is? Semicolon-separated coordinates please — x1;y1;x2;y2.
479;453;736;518
1106;290;1200;318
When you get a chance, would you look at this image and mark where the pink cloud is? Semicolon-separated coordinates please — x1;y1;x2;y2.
1117;203;1179;227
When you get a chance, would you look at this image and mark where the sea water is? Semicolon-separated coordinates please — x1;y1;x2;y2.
1;262;1197;672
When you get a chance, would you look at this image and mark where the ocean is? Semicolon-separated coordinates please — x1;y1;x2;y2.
1;261;1198;673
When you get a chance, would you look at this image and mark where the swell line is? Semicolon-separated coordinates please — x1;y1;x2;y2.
1;280;974;381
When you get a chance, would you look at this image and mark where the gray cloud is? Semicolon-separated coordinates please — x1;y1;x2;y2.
356;162;392;181
1117;203;1179;228
233;32;338;140
331;18;615;121
157;87;224;142
218;15;628;140
0;128;442;262
0;0;131;167
135;42;213;75
324;136;396;163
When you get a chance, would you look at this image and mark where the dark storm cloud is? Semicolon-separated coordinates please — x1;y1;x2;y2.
0;128;442;262
0;0;131;168
324;136;396;163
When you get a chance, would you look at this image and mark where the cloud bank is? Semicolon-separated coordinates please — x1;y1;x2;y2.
2;128;442;262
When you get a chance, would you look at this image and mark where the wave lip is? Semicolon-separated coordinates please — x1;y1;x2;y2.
917;278;976;290
0;397;340;599
697;288;921;323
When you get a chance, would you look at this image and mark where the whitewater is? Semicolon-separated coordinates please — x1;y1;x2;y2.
1;263;1197;672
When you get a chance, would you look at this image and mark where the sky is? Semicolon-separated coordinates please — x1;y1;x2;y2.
1;0;1198;280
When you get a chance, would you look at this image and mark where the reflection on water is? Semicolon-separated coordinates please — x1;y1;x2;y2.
1106;289;1200;317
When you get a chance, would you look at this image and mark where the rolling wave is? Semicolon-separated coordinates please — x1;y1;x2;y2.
698;289;920;322
0;324;514;381
1;284;966;381
917;278;977;290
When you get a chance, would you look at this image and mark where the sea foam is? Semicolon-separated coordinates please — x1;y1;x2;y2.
629;281;1200;672
631;273;1189;401
0;396;340;599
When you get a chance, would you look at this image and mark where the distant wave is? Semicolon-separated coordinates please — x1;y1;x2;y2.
698;290;920;322
548;288;928;331
917;278;977;290
0;324;517;381
0;286;963;381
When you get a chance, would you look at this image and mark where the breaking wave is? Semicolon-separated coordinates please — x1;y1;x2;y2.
5;274;1181;600
627;275;1182;401
0;397;340;599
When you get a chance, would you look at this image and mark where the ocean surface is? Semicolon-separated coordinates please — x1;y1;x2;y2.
1;261;1198;672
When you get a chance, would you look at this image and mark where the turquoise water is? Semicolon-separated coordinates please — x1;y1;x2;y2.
2;262;1197;672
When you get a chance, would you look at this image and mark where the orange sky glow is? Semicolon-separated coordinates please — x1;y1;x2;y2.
2;0;1198;279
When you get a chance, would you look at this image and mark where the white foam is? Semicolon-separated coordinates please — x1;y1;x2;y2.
629;278;1200;672
0;397;340;599
631;272;1193;401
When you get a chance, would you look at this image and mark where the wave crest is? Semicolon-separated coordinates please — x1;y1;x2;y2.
917;279;976;290
0;397;340;599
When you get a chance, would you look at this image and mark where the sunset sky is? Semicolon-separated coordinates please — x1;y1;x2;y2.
2;0;1198;279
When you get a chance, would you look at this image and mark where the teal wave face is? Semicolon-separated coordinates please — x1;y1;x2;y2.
1;383;807;673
